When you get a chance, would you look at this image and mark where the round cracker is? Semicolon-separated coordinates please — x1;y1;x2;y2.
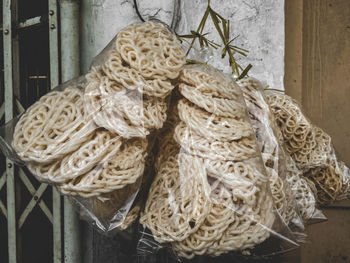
172;180;236;259
140;153;212;243
116;21;185;79
60;138;147;197
174;121;258;161
178;98;253;141
179;83;246;118
103;50;175;98
13;87;96;163
208;187;275;256
180;65;242;100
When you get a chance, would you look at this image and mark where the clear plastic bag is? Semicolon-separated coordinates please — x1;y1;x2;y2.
138;65;299;260
284;155;327;223
265;92;350;205
0;20;186;233
237;78;307;237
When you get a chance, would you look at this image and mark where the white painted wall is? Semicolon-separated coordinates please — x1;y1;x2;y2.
80;0;284;90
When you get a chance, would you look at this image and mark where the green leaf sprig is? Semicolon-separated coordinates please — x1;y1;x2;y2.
177;0;252;80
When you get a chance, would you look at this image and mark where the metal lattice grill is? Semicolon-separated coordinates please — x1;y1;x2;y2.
1;0;63;262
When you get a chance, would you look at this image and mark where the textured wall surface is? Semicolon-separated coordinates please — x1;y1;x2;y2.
80;0;284;88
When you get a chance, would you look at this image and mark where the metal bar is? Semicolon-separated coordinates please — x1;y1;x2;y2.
18;16;42;29
60;0;80;79
0;16;42;31
0;170;8;219
15;98;24;113
60;1;81;262
0;102;4;119
10;0;21;259
48;0;62;262
18;169;53;224
0;171;6;190
48;0;59;90
18;183;52;228
0;200;8;219
11;3;20;101
3;0;17;260
0;173;7;217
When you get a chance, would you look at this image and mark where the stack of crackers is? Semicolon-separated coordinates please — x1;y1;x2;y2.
10;21;327;257
266;93;350;204
12;21;186;230
140;65;277;259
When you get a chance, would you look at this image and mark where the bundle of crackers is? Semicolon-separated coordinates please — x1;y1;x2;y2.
11;21;186;230
266;93;350;205
140;65;278;259
5;19;344;259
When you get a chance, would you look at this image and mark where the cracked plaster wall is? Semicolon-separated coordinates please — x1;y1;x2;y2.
81;0;284;89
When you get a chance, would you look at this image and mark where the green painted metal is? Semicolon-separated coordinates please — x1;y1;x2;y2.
18;16;41;29
0;172;7;218
14;98;24;114
17;170;52;229
60;1;81;263
0;102;4;119
2;0;83;261
18;184;51;228
60;0;80;80
49;0;60;89
48;0;63;262
11;101;56;230
3;0;66;262
3;0;17;261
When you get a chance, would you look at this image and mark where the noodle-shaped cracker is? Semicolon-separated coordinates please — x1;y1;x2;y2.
305;163;343;204
239;78;299;225
140;153;212;243
59;130;122;182
27;160;61;184
172;180;236;259
204;159;263;205
179;83;246;118
85;73;167;138
13;87;95;163
116;21;185;79
103;50;175;98
180;65;242;100
174;121;258;161
60;138;147;197
106;93;167;129
208;187;275;256
178;99;252;141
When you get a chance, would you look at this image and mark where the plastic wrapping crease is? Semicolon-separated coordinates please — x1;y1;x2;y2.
238;78;328;231
238;78;302;226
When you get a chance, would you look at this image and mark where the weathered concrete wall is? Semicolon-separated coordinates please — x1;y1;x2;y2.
80;0;284;89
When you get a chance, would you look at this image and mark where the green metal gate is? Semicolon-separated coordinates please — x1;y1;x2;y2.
0;0;80;262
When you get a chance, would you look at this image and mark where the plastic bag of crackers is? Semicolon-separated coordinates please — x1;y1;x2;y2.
238;78;326;226
138;64;299;260
265;92;350;206
0;21;186;233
